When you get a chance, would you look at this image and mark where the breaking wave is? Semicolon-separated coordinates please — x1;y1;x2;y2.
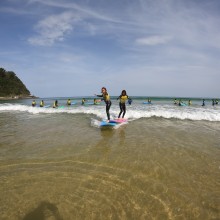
0;103;220;122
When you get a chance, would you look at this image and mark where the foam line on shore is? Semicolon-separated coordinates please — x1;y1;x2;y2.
0;103;220;122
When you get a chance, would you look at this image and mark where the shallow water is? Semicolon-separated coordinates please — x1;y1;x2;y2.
0;98;220;219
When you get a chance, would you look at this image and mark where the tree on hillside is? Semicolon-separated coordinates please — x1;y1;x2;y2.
0;67;31;97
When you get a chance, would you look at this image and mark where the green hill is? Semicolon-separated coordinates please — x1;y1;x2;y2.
0;68;31;98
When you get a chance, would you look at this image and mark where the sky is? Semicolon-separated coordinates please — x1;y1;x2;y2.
0;0;220;98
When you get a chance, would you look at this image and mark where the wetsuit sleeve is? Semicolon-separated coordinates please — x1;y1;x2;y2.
96;94;103;98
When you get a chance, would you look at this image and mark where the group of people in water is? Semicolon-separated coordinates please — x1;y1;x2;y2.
32;88;218;121
31;87;132;121
31;100;45;107
174;99;191;106
81;98;101;105
174;98;219;106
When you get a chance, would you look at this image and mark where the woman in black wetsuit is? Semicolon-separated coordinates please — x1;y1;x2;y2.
95;87;111;121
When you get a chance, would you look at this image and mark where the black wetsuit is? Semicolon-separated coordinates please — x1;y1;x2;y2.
118;102;126;118
97;93;111;120
117;95;129;118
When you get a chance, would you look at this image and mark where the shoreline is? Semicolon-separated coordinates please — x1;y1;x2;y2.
0;95;38;100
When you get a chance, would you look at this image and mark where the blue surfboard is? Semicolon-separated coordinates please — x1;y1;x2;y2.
100;121;116;127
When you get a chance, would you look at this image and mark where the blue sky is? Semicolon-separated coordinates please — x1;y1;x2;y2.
0;0;220;98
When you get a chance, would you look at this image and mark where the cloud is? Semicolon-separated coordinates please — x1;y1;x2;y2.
135;35;172;46
28;11;78;46
1;0;220;97
27;0;127;46
29;0;124;24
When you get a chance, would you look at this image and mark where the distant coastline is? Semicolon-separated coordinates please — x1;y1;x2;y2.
0;95;38;100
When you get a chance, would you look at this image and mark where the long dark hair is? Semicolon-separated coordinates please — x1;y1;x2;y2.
121;90;127;96
101;87;107;94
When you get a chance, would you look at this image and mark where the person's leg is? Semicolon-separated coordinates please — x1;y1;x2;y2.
118;103;123;118
106;101;111;120
122;103;126;118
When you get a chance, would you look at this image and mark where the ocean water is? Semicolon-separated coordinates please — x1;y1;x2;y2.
0;97;219;219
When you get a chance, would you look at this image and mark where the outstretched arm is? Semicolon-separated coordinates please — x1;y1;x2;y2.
95;94;103;98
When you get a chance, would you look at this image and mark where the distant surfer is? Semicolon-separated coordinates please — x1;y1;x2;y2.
40;100;44;107
95;87;111;121
93;98;98;105
117;90;130;118
67;99;71;106
212;99;215;106
81;98;86;105
32;100;36;107
202;99;205;106
53;100;58;108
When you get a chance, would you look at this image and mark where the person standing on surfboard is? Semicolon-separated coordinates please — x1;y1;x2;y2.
95;87;111;121
117;90;130;118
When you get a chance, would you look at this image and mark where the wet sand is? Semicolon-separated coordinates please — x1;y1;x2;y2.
0;111;219;219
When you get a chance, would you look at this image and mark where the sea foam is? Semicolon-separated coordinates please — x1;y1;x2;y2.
0;103;220;122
